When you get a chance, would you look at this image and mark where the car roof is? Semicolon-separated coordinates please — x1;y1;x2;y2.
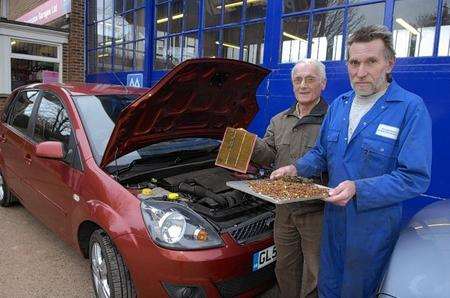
23;82;149;96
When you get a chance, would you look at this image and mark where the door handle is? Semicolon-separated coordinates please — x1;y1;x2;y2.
24;154;32;165
0;134;6;143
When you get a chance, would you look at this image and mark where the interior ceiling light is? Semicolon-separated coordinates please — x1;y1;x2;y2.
283;32;307;43
217;0;264;10
157;13;184;24
396;18;419;35
215;41;240;49
11;40;17;46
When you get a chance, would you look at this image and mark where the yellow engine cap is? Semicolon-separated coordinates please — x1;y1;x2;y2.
167;192;179;201
141;188;152;196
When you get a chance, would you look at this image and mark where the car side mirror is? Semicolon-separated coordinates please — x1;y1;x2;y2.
35;141;65;160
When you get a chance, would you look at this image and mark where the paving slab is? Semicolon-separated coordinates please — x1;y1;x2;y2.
0;205;93;298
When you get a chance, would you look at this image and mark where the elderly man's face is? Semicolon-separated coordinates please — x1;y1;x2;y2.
291;63;326;105
347;39;394;96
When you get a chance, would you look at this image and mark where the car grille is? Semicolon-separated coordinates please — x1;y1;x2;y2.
215;263;275;297
226;211;275;244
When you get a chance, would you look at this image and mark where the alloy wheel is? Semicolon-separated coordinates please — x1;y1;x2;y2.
0;173;4;202
91;242;111;298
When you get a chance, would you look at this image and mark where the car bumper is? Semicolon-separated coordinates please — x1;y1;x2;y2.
114;232;275;297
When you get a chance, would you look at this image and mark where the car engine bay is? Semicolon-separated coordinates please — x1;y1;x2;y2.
123;166;275;243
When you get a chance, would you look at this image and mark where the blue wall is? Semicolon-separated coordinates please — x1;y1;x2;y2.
86;0;450;221
87;57;450;219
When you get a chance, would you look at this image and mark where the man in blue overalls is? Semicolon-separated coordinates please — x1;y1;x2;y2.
271;25;432;297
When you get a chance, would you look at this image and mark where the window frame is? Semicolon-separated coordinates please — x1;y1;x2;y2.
10;38;62;71
277;0;450;65
389;0;442;58
32;91;73;145
19;88;84;171
153;0;268;70
6;89;42;139
153;0;202;70
278;0;388;64
30;90;84;171
3;35;64;93
84;0;450;87
86;0;146;74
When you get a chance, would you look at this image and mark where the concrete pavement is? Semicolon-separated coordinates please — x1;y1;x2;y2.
0;204;93;297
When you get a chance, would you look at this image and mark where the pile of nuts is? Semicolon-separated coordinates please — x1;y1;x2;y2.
248;176;329;202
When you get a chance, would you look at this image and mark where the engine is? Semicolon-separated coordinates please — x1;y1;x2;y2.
123;167;275;230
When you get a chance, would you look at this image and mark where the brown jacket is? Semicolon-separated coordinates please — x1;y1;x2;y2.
252;98;328;213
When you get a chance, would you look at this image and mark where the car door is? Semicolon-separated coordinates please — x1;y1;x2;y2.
0;90;40;204
24;90;84;239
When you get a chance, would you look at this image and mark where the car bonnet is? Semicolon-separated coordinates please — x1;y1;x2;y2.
100;58;270;168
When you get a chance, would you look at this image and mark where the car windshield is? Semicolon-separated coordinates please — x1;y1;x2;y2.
73;95;220;167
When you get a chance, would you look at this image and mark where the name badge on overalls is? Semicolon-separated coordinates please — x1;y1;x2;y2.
376;124;399;140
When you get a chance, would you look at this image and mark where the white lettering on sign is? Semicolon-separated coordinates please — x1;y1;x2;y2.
128;78;141;87
376;124;399;140
127;73;143;88
16;0;67;25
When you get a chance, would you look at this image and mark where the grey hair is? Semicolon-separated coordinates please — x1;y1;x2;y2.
346;25;396;61
291;58;327;81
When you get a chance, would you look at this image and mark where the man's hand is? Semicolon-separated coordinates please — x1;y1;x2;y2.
270;165;297;179
327;180;356;206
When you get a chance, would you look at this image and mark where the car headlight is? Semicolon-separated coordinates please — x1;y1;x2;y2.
141;200;224;250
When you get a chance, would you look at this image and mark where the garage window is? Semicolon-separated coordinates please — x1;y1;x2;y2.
280;0;385;62
86;0;146;73
393;0;438;57
154;0;267;70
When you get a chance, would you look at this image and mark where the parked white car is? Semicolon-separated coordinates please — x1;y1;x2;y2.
378;199;450;298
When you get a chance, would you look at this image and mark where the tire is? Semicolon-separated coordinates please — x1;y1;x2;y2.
0;171;15;207
89;229;137;298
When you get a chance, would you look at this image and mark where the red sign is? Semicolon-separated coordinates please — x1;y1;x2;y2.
16;0;71;25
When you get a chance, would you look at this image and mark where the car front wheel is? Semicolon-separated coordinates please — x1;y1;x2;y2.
0;171;15;207
89;229;136;298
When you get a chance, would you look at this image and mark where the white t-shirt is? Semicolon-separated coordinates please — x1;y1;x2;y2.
348;88;388;141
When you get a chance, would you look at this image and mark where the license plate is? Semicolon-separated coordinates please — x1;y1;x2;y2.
252;245;277;271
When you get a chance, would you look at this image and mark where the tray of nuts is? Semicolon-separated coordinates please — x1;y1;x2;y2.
226;176;330;204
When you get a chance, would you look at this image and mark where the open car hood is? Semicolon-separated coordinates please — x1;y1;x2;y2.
100;58;270;167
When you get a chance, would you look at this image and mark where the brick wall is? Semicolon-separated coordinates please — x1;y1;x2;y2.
66;0;85;83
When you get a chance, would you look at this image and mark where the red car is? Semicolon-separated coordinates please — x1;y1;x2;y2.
0;58;276;297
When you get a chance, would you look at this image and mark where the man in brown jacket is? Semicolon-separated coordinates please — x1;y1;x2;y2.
252;59;328;298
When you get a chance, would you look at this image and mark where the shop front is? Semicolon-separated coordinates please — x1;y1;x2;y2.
0;18;68;101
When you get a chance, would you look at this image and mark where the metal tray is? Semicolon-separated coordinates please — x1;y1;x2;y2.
226;180;329;205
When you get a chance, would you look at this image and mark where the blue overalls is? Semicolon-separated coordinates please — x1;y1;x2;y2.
295;81;432;297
